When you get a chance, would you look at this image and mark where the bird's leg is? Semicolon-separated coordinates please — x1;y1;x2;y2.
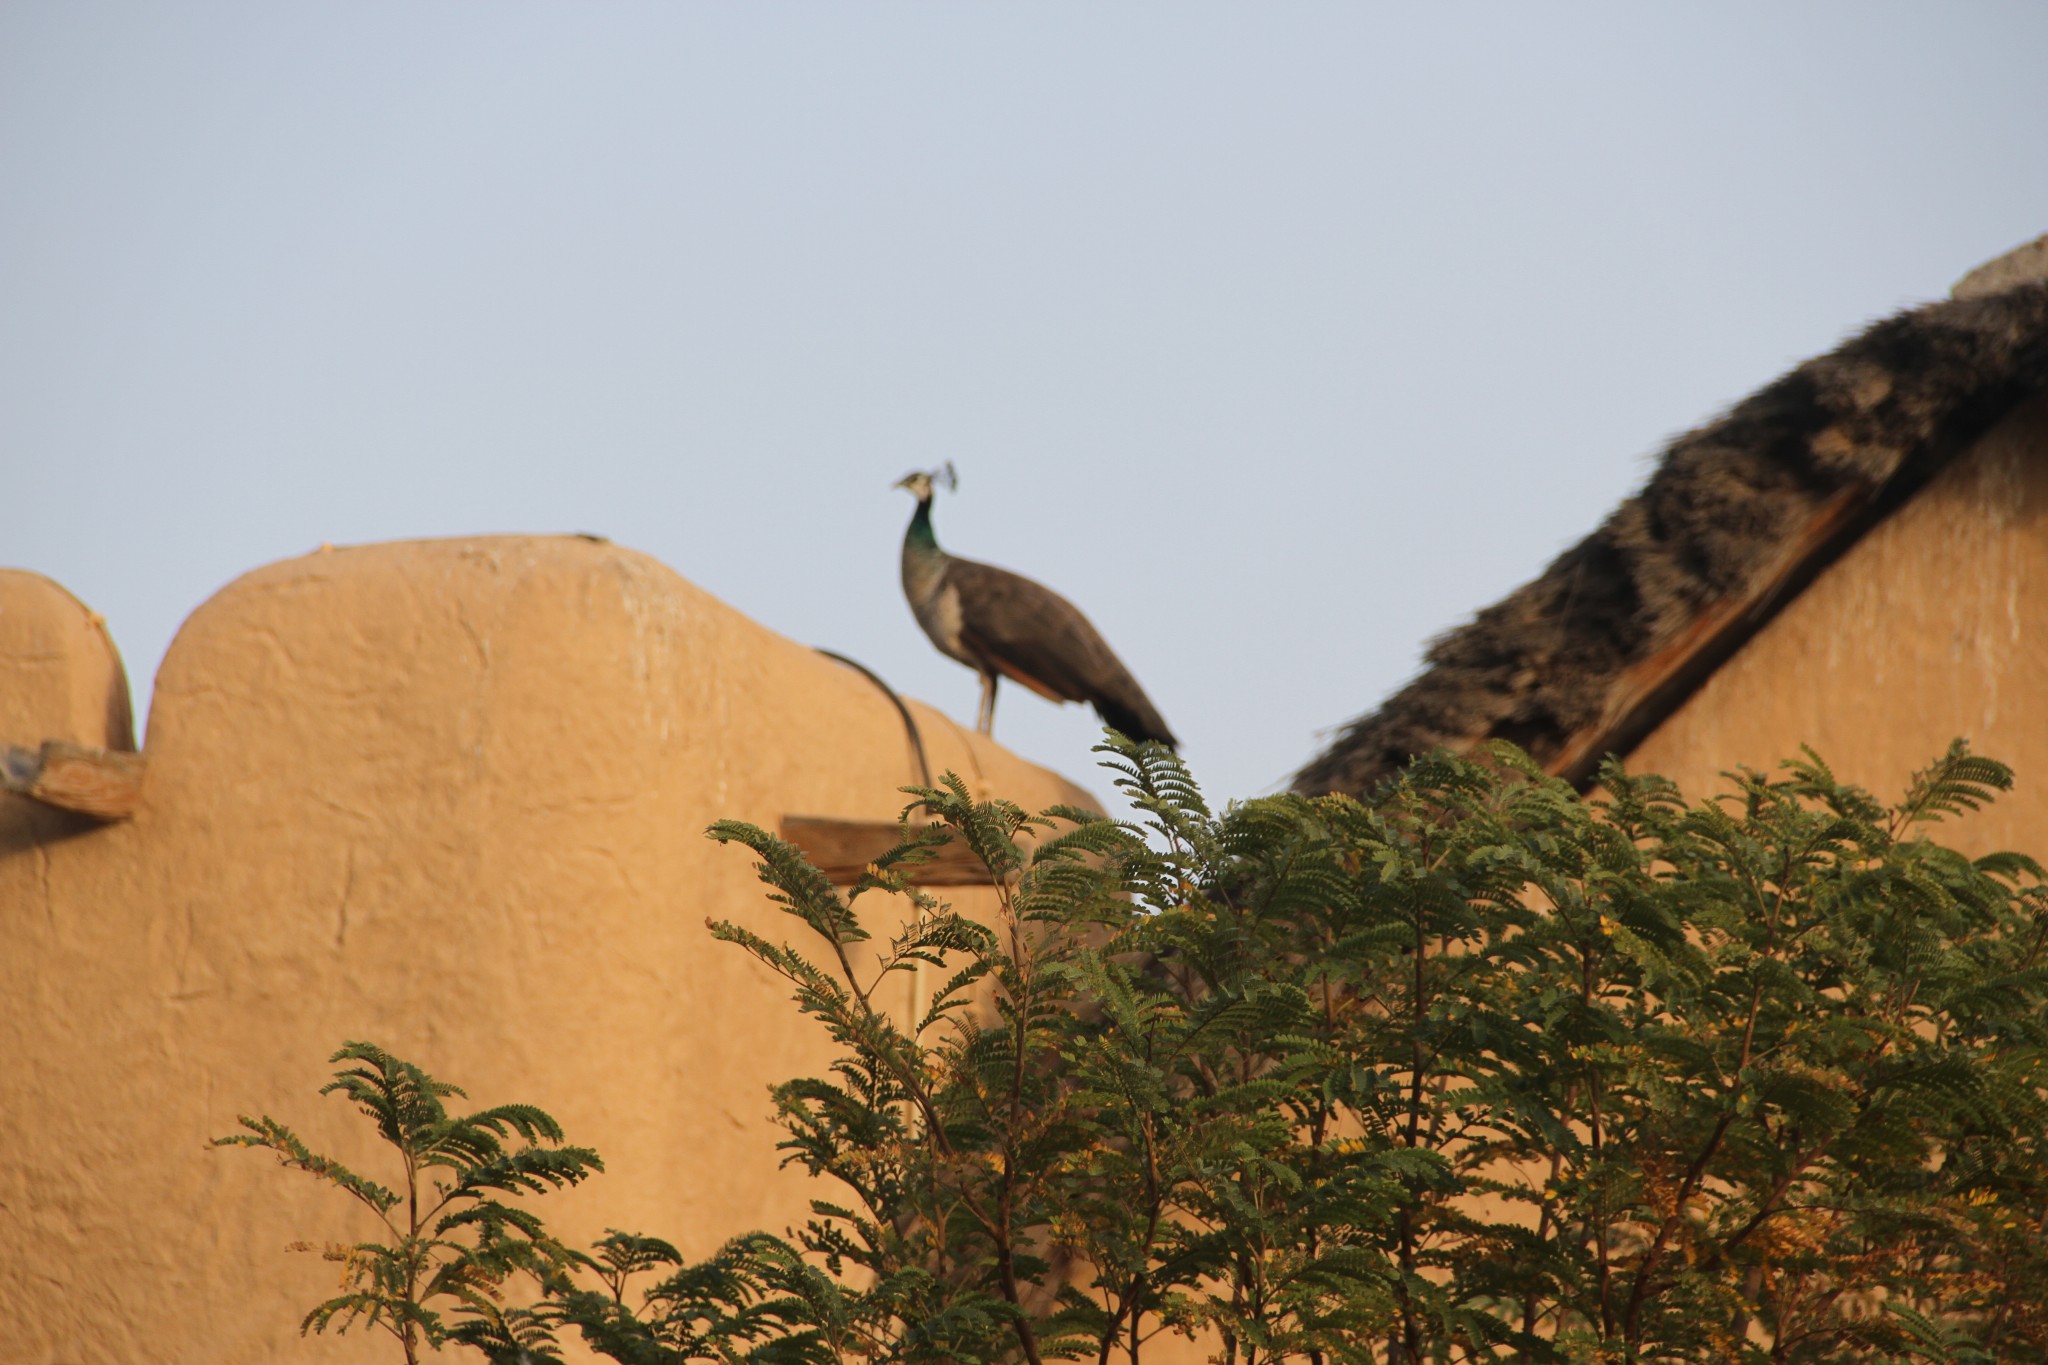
977;672;998;735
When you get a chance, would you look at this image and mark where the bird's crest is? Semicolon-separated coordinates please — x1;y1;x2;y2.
893;462;958;499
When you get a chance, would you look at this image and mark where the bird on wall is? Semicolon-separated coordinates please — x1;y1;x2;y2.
894;464;1178;748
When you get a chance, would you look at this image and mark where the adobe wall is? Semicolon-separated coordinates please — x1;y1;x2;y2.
0;537;1096;1364
1628;395;2048;852
0;570;133;751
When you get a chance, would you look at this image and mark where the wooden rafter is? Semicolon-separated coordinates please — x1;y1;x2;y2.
2;740;146;821
1544;484;1873;788
779;815;1001;886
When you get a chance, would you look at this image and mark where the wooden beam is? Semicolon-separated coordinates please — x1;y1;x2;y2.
2;740;145;820
1545;484;1872;787
779;815;1000;886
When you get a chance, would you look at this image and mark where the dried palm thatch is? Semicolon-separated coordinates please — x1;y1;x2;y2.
1294;279;2048;797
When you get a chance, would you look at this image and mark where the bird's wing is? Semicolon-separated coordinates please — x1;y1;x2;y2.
944;556;1177;746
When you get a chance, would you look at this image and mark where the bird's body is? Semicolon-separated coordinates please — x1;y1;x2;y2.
896;471;1177;748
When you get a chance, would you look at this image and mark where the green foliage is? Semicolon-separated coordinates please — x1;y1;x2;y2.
551;1229;843;1364
233;739;2048;1364
646;737;2048;1363
215;1041;604;1364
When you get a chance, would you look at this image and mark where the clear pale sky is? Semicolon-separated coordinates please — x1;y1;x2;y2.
5;4;2046;806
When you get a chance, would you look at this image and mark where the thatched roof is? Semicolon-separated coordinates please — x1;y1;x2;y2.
1294;272;2048;797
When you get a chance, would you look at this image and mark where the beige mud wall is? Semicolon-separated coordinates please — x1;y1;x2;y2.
0;537;1096;1365
1628;395;2048;852
0;572;133;753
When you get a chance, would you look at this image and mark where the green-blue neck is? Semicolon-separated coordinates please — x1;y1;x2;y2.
905;495;939;553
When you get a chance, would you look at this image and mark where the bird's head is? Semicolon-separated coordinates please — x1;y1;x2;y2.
893;462;957;503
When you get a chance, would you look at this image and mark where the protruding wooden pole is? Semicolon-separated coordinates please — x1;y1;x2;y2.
1;740;145;820
780;815;1000;886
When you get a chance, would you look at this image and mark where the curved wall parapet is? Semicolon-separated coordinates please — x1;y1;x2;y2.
0;535;1092;1364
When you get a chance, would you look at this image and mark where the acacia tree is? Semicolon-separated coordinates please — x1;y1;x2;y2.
215;1042;602;1363
680;740;2048;1363
230;739;2048;1363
